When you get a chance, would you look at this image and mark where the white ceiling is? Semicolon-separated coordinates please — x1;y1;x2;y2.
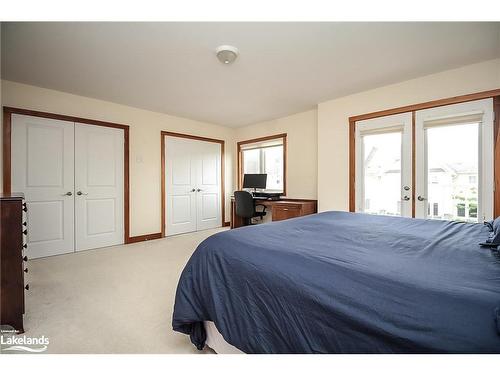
2;22;499;127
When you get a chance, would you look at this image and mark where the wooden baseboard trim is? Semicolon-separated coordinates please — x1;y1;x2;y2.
127;233;163;243
223;221;230;227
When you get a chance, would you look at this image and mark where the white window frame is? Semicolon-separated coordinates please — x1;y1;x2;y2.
414;98;494;221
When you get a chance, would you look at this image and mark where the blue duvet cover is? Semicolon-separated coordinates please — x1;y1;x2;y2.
172;211;500;353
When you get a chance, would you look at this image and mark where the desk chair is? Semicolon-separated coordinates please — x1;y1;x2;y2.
234;191;267;226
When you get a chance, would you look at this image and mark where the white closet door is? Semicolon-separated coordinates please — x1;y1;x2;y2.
75;123;124;251
11;114;75;259
195;141;222;231
165;137;198;235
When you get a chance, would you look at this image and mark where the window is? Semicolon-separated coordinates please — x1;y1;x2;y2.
238;134;286;193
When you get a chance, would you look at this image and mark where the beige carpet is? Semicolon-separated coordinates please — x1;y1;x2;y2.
20;228;226;354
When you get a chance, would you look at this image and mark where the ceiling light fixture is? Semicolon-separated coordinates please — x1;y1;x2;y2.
215;45;239;65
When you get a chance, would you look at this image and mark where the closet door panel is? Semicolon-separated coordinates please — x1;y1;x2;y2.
196;141;222;231
75;124;124;251
11;114;75;258
165;137;197;235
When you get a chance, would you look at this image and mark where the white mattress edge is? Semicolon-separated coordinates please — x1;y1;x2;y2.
204;321;245;354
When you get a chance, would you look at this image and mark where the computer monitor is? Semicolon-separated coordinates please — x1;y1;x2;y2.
243;174;267;190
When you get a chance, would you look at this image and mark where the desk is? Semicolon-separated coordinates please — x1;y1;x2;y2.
230;197;317;229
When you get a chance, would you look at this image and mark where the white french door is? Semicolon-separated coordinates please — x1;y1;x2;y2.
354;98;494;222
11;114;124;258
355;112;413;217
415;99;494;222
165;136;222;236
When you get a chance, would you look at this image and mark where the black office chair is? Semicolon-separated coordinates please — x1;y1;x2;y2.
234;191;267;226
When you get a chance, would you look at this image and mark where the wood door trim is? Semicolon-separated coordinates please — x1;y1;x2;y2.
2;106;132;244
411;111;416;217
348;89;500;217
236;133;287;195
349;89;500;123
161;131;225;237
494;96;500;217
348;119;356;212
127;233;162;243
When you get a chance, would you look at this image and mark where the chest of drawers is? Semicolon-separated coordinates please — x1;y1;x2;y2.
1;193;28;333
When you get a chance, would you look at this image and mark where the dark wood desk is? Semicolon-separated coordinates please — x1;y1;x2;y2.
230;197;317;229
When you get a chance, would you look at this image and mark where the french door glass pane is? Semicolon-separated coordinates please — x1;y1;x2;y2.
426;123;479;222
363;132;402;216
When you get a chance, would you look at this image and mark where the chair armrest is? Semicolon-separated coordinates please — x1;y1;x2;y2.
255;204;267;213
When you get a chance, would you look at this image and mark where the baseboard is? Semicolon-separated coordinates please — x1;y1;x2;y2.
127;232;163;243
223;221;230;227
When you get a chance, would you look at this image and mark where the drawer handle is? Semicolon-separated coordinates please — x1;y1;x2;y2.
23;244;27;249
23;203;28;212
23;229;28;235
282;208;289;211
24;268;28;273
23;221;27;226
25;284;29;291
23;256;28;262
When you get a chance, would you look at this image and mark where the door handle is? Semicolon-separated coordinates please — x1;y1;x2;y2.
402;196;410;201
190;188;196;192
77;191;88;196
196;189;202;192
417;196;426;201
62;191;73;196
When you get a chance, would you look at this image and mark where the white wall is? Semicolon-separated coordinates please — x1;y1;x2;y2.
1;80;235;236
234;109;318;199
317;58;500;212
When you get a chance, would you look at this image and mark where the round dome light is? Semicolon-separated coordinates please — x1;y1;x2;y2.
215;45;239;65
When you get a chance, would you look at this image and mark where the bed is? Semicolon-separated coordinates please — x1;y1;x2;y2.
172;211;500;353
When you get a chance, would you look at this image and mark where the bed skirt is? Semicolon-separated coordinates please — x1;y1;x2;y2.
204;321;244;354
